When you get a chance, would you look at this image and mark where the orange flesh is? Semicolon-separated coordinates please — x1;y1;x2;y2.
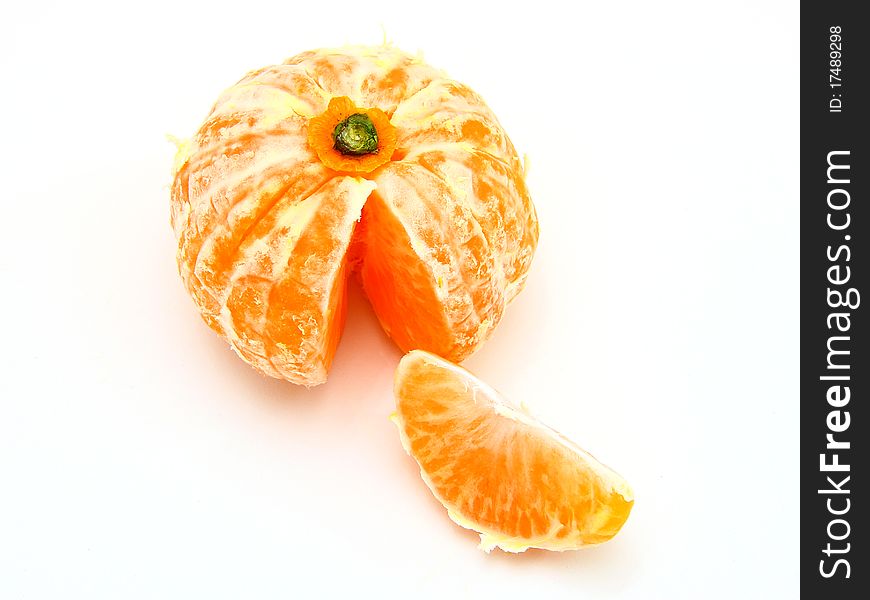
393;351;634;551
358;190;453;355
219;176;372;383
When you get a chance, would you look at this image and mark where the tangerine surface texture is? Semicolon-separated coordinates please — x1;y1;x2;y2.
392;350;634;553
171;45;539;385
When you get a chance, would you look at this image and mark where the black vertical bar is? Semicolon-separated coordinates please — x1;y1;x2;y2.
801;2;867;596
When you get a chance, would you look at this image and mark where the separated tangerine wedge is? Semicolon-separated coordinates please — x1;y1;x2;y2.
392;350;634;552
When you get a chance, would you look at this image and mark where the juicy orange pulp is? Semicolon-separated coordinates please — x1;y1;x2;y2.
392;350;634;552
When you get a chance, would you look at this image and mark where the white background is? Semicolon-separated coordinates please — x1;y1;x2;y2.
1;1;798;597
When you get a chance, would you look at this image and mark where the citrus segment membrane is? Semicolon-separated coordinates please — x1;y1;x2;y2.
361;160;503;361
392;350;634;552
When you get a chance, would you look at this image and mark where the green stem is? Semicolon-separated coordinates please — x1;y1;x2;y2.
332;113;379;155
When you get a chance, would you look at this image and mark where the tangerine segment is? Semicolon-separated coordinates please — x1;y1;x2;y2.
393;351;634;553
362;161;504;362
173;137;329;338
390;78;518;165
220;175;375;385
230;64;331;119
401;146;538;302
171;65;331;337
284;46;442;117
357;190;448;353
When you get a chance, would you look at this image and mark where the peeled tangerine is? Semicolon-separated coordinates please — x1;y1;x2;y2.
170;45;538;385
392;351;634;552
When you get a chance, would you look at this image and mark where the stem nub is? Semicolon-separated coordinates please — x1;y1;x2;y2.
332;113;379;155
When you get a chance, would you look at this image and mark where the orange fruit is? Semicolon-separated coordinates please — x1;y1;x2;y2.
392;350;634;552
171;45;539;386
